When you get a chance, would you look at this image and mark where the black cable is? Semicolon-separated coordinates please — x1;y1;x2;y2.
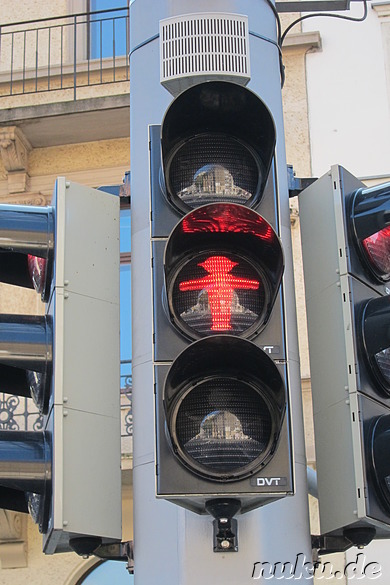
263;0;286;86
281;0;368;46
264;0;283;45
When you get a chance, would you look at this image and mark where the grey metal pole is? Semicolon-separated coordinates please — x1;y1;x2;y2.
130;1;312;582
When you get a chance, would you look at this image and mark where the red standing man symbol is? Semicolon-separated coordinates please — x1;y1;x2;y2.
179;255;260;331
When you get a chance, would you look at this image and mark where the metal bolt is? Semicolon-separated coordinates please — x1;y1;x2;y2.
220;540;231;549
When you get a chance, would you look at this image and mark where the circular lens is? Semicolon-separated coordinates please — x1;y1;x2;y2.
170;253;267;337
168;134;262;210
371;415;390;511
374;349;390;387
361;296;390;396
28;255;48;296
172;377;274;480
362;226;390;281
26;369;50;414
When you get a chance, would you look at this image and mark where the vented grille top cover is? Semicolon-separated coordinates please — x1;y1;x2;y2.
160;13;250;96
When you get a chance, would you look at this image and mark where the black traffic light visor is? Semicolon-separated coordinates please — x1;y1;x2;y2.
161;81;276;213
163;335;286;481
0;205;54;300
351;183;390;282
164;202;284;340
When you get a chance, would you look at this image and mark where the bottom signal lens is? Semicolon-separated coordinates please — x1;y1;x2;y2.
173;377;274;480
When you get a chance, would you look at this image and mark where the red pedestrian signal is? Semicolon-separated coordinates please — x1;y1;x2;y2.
151;81;295;524
179;254;260;332
163;202;283;343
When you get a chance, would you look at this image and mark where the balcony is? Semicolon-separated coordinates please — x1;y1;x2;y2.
0;8;130;148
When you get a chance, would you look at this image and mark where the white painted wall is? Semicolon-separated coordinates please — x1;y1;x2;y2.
303;1;390;180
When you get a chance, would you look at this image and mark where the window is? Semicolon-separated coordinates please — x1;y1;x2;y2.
89;0;128;59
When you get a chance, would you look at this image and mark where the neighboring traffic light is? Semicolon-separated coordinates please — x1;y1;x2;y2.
300;165;390;545
151;80;295;519
0;178;121;555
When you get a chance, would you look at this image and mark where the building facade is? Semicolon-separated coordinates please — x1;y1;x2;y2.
0;1;388;583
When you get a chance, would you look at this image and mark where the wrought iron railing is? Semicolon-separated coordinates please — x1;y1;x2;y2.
0;360;132;442
0;7;129;100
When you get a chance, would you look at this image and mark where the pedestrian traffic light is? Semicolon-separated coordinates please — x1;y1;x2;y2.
0;178;121;555
151;80;295;518
299;165;390;545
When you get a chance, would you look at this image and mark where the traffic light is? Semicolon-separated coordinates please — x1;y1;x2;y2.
299;165;390;545
0;178;121;555
151;80;294;517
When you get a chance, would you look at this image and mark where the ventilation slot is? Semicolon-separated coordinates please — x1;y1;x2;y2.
160;13;250;96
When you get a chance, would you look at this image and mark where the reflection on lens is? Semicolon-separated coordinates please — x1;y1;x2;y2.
179;164;252;206
169;134;261;208
27;255;47;296
174;378;273;477
375;348;390;385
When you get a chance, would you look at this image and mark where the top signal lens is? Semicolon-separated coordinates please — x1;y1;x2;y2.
169;134;262;210
362;226;390;280
161;82;276;214
352;183;390;282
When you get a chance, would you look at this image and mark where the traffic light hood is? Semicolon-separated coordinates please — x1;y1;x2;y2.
161;81;276;213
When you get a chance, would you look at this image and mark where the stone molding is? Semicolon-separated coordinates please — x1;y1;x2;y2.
282;30;322;51
0;510;27;569
0;192;48;206
0;126;32;194
373;2;390;19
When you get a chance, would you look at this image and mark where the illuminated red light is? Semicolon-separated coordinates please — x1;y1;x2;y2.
181;207;274;241
27;255;47;296
179;255;260;331
362;226;390;278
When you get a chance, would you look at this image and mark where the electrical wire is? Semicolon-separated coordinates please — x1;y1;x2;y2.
280;0;368;47
263;0;286;86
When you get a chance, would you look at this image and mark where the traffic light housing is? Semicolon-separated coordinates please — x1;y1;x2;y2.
300;165;390;543
151;81;294;516
0;178;121;554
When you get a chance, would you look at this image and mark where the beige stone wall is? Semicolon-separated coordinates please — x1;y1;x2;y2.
0;0;69;25
3;518;85;585
0;137;130;203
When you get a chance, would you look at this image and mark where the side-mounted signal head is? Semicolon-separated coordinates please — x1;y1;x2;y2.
164;203;284;340
0;204;55;415
161;81;276;213
351;182;390;282
0;204;54;302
